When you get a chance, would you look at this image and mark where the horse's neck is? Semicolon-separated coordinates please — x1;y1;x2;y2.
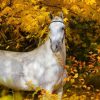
31;38;66;67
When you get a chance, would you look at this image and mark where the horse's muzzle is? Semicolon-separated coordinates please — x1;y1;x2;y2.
50;41;62;52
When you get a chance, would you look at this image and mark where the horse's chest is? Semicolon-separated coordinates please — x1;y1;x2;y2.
38;65;65;89
23;52;65;90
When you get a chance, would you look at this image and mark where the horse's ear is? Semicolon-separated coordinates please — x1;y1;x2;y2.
59;12;63;19
49;12;53;20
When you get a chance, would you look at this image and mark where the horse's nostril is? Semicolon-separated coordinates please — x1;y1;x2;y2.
56;44;58;49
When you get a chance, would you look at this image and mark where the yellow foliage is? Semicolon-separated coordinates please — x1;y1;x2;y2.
0;95;13;100
71;5;81;14
0;7;12;16
73;73;78;78
0;0;100;42
30;0;37;4
62;7;69;15
84;0;96;5
39;91;59;100
70;79;75;84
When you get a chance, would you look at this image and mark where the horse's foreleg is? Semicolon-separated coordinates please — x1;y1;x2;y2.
55;87;63;100
39;86;53;100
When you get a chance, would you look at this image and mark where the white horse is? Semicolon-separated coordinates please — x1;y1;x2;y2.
0;13;67;99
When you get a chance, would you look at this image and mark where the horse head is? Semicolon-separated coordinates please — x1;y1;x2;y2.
49;12;65;52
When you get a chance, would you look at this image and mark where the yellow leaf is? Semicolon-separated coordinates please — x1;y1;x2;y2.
0;95;13;100
62;7;69;15
97;49;100;53
16;43;20;49
70;0;77;3
33;5;39;10
31;0;37;4
74;73;78;78
63;77;69;82
97;56;100;62
41;7;47;11
64;18;68;22
71;5;81;13
71;79;75;84
85;0;96;5
82;85;87;89
6;46;10;50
